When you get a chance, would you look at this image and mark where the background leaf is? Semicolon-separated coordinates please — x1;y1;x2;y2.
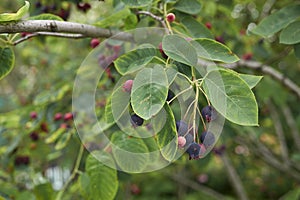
238;74;263;89
122;0;152;7
29;13;63;21
192;38;239;63
0;1;30;22
0;47;14;80
131;65;168;120
279;21;300;44
174;0;201;15
251;4;300;37
162;35;198;66
94;7;131;28
203;69;258;126
181;17;213;39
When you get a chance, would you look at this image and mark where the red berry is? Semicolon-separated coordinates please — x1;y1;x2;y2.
113;45;121;53
205;22;212;29
123;80;133;93
242;53;253;60
77;2;91;12
158;42;168;59
30;111;38;119
90;38;100;48
54;113;63;121
64;112;73;121
166;13;176;23
215;36;225;44
40;122;49;133
21;32;31;37
60;123;68;129
130;184;141;195
178;136;186;148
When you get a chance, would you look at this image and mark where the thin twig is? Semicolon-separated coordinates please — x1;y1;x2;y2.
282;106;300;151
136;11;169;34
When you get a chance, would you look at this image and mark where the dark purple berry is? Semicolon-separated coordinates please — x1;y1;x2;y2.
200;131;215;147
213;145;226;156
201;105;217;123
131;114;144;126
176;120;188;136
40;122;48;133
166;90;175;102
14;156;30;166
77;2;91;13
184;133;194;147
30;132;39;141
186;142;201;160
30;111;37;119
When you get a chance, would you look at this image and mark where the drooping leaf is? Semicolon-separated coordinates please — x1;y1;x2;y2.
191;38;239;63
114;45;159;75
111;131;149;173
162;35;198;66
94;7;131;28
155;104;177;161
29;13;63;21
0;47;15;80
174;0;201;15
181;17;213;39
0;1;30;22
85;151;118;200
122;0;152;7
131;65;168;120
203;69;258;126
251;4;300;37
280;21;300;44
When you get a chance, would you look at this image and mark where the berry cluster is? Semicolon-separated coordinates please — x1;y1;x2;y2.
34;1;71;21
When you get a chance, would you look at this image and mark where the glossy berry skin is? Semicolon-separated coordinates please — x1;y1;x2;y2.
64;112;73;121
54;113;63;121
158;42;168;59
90;38;100;48
122;80;133;93
166;13;176;23
131;114;144;126
186;142;201;160
201;105;217;123
30;132;39;141
200;131;215;147
30;111;37;119
178;136;186;148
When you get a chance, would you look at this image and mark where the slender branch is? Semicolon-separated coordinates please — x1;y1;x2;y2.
220;153;249;200
136;11;169;34
198;59;300;99
282;106;300;151
0;20;134;41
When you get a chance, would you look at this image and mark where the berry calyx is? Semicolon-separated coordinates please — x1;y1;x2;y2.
178;136;186;148
131;114;144;126
64;112;73;121
166;13;176;23
200;131;215;148
54;113;63;121
122;80;133;93
30;111;38;119
90;38;100;48
186;142;201;160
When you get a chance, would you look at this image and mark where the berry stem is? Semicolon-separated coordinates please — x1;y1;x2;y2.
197;82;211;106
197;106;207;131
163;3;173;34
167;85;192;104
192;86;199;141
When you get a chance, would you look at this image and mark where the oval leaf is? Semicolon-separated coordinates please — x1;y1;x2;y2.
0;47;15;80
29;13;63;21
280;21;300;44
238;74;263;89
181;17;213;39
162;35;198;66
131;65;168;120
94;8;131;28
174;0;201;15
203;69;258;126
191;38;239;63
114;45;159;75
251;4;300;37
0;1;30;22
85;151;118;200
111;131;149;173
122;0;152;7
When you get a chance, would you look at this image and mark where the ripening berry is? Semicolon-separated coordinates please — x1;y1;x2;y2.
158;42;168;59
200;131;215;147
186;142;201;160
215;36;225;44
201;105;217;122
176;120;189;136
54;113;63;121
40;122;49;133
64;112;73;121
90;38;100;48
30;111;38;119
77;2;91;12
205;22;212;29
30;132;39;141
178;136;186;148
166;13;176;23
130;184;141;195
242;53;253;60
122;80;133;93
14;156;30;166
131;114;144;126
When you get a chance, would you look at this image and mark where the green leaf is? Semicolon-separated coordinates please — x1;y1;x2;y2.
33;85;70;105
122;0;152;7
238;74;263;89
181;17;213;39
0;47;15;80
111;131;149;172
294;43;300;60
45;127;66;144
251;4;300;37
79;172;90;198
54;131;72;150
131;65;168;120
155;104;177;161
0;1;30;22
33;182;55;200
280;21;300;44
203;69;258;126
279;188;300;200
29;13;63;21
86;151;118;200
162;35;198;66
166;67;178;86
174;0;201;15
114;45;159;75
94;7;131;28
191;38;239;63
